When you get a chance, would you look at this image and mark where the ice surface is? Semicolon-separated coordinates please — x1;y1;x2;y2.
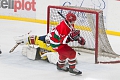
0;19;120;80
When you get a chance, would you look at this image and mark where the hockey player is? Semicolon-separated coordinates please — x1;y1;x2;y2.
46;12;86;75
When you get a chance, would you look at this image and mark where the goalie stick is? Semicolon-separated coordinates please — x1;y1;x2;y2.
9;42;21;53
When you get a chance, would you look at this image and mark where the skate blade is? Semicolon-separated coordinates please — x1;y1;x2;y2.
70;73;82;76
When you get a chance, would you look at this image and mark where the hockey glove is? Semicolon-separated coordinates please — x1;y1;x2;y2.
69;30;80;41
78;37;86;45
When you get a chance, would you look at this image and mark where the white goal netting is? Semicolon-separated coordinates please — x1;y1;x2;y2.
47;5;120;63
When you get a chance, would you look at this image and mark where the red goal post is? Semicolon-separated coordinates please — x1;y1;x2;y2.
47;5;120;64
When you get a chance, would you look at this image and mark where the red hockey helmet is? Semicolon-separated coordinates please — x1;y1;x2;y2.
66;12;76;22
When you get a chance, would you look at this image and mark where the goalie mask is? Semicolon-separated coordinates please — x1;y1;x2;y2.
66;12;76;23
69;30;80;41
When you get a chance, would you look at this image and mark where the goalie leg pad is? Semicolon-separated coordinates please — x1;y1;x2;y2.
22;46;41;60
41;52;59;65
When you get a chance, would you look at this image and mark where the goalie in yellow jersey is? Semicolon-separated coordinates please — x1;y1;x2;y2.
14;34;59;65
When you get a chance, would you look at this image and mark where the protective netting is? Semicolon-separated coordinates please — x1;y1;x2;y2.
47;5;120;63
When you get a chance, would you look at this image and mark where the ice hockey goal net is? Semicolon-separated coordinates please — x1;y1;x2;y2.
47;5;120;64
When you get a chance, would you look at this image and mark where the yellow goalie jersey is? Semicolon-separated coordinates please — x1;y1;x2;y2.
27;35;55;60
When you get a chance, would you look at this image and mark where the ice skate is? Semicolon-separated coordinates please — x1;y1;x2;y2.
57;62;69;72
69;68;82;75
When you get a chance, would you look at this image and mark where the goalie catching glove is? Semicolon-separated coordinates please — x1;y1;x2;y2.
68;30;85;45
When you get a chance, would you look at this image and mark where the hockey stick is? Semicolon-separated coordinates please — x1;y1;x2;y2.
57;12;69;23
9;42;21;53
57;11;66;20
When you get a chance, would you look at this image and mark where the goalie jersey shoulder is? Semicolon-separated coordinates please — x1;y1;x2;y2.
38;35;47;43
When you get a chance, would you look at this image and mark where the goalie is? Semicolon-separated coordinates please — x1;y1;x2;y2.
15;34;59;65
